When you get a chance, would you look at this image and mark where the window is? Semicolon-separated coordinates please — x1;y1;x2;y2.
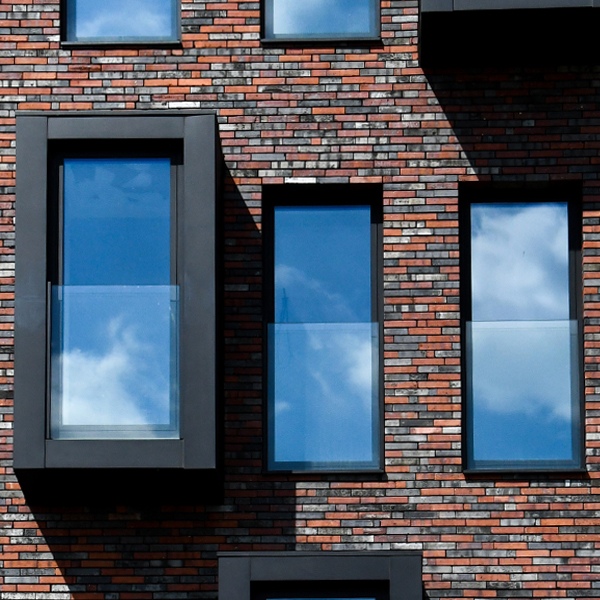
50;155;179;440
218;552;423;600
64;0;179;44
264;185;382;472
263;0;379;41
461;187;583;472
14;113;218;473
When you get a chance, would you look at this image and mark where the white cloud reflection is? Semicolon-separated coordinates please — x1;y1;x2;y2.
275;264;358;323
75;0;173;39
471;203;569;321
58;315;172;432
273;323;376;463
471;321;575;421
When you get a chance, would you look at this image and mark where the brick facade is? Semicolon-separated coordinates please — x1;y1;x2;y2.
1;0;600;598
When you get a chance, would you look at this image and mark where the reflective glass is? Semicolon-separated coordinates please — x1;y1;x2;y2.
265;0;377;40
51;158;179;440
66;0;178;42
467;201;580;469
269;205;379;471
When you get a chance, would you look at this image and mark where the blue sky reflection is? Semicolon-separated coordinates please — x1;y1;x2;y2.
271;205;377;468
269;0;375;37
69;0;176;41
271;323;377;465
471;202;569;322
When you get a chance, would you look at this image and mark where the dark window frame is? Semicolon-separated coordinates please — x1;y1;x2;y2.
262;184;384;474
218;552;423;600
261;0;381;44
14;112;218;472
459;184;585;475
60;0;182;47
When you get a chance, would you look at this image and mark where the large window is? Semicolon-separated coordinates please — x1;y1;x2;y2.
462;188;583;472
218;552;423;600
14;113;218;473
263;0;379;41
264;185;382;472
64;0;179;44
50;155;179;440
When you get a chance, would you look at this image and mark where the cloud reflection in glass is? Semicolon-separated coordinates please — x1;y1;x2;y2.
467;202;579;468
50;158;179;440
269;206;379;470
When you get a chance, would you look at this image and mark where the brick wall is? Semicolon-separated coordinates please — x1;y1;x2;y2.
0;0;599;598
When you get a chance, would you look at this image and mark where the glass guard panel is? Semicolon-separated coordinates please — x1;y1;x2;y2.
467;201;579;469
51;158;179;440
67;0;178;42
51;286;179;439
467;321;579;467
269;204;379;471
265;0;377;39
269;323;379;469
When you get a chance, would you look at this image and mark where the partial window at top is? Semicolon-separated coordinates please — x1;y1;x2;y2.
65;0;179;43
263;0;379;41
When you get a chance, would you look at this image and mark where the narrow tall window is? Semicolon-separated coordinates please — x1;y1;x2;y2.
266;186;381;472
50;157;179;439
263;0;379;41
464;194;582;471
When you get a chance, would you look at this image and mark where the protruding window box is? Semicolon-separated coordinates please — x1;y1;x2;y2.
420;2;600;66
14;112;220;501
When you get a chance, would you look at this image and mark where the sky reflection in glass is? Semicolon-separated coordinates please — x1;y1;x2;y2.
270;205;378;470
266;0;377;39
67;0;177;42
468;202;579;468
51;158;178;440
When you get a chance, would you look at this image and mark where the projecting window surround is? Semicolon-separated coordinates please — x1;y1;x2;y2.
14;112;218;472
264;185;383;473
262;0;380;41
218;552;423;600
461;187;584;473
63;0;180;44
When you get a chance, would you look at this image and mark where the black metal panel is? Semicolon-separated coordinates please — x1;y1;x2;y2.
48;116;185;140
14;117;49;469
181;115;217;470
14;112;220;484
420;6;600;66
45;440;183;468
218;552;423;600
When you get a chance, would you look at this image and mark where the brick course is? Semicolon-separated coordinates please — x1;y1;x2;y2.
0;0;599;598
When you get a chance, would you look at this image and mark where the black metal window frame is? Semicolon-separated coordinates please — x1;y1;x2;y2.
14;112;218;472
459;184;585;475
218;552;423;600
60;0;182;48
262;184;384;474
261;0;381;44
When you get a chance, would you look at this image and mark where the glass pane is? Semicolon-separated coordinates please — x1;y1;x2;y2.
275;206;371;324
67;0;177;42
266;0;377;39
63;159;171;285
51;157;178;440
270;203;378;470
269;322;378;469
470;202;569;322
51;286;179;439
467;320;579;466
